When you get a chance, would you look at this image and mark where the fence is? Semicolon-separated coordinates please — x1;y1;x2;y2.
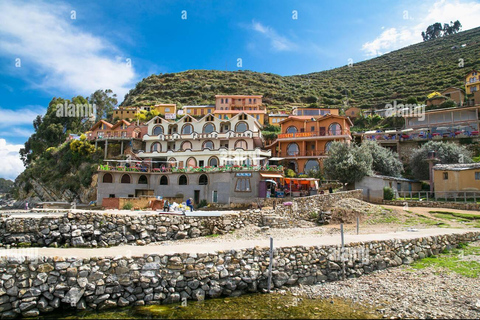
396;191;480;203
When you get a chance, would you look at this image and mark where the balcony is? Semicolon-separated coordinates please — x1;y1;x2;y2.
272;150;328;158
137;147;272;158
143;130;262;141
98;163;283;174
277;130;351;140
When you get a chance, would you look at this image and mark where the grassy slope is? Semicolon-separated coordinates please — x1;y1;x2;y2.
122;27;480;111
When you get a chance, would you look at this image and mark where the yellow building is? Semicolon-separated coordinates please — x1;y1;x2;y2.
182;105;215;117
113;107;139;120
268;113;289;126
345;107;361;119
433;163;480;192
292;107;339;117
465;70;480;94
151;104;177;119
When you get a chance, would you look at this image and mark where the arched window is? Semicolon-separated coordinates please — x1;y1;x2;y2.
179;175;188;185
181;141;192;150
168;157;177;167
234;140;248;150
153;126;163;135
235;122;248;133
206;115;214;121
182;124;193;134
138;175;148;184
328;123;342;135
304;160;320;173
286;126;298;134
203;140;214;150
184;116;192;123
203;123;215;133
239;114;248;120
121;174;131;184
102;173;113;183
151;143;161;152
287;143;299;156
186;157;197;168
160;175;168;185
208;157;219;167
325;141;333;153
199;174;208;185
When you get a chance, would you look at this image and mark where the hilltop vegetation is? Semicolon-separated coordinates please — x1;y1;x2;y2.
122;27;480;111
0;178;14;193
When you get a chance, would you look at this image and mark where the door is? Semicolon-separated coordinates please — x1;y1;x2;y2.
212;191;218;203
194;190;200;205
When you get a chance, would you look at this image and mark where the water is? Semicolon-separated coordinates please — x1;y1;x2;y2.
36;293;379;319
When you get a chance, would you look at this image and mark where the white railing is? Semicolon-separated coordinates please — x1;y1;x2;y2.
396;191;480;203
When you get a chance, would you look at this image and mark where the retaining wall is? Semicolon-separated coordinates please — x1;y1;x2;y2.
384;200;480;210
0;231;478;318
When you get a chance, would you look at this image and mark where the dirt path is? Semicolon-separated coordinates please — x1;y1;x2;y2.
0;228;476;259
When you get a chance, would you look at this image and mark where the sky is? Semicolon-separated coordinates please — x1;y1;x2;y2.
0;0;480;180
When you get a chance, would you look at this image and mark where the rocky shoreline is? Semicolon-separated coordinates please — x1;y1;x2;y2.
289;245;480;319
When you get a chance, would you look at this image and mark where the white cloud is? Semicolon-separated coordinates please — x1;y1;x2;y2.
0;139;24;180
362;0;480;56
0;0;137;99
250;21;297;52
0;107;45;128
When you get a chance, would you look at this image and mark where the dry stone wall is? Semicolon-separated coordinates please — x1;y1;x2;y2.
0;231;478;318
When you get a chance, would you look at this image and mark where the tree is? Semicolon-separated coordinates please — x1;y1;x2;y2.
361;141;403;177
409;141;472;180
323;142;373;186
422;20;462;41
89;89;118;122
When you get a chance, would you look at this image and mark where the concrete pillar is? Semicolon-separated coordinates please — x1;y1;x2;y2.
121;141;124;155
104;140;108;159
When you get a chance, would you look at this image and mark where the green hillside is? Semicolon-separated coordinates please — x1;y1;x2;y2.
122;27;480;111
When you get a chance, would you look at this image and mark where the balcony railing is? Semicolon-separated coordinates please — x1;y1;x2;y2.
277;130;351;139
365;130;479;142
144;130;262;141
98;164;283;174
272;150;328;158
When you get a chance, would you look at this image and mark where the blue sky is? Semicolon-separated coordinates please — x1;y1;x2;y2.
0;0;479;179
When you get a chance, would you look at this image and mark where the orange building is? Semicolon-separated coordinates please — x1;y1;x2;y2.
268;115;352;173
214;95;266;124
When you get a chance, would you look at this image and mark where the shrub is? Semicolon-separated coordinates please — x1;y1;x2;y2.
122;202;133;210
383;187;395;200
198;199;208;208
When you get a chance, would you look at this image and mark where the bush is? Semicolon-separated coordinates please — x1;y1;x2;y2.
383;187;395;200
122;202;133;210
198;199;208;208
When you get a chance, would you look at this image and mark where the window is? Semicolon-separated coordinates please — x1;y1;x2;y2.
304;160;319;173
138;175;148;184
287;143;299;156
239;114;248;120
328;123;342;135
181;141;192;150
226;98;229;103
199;160;204;167
286;126;297;134
199;174;208;185
102;173;113;183
443;172;448;180
151;143;161;152
325;141;332;153
209;157;218;167
182;124;193;134
235;140;247;149
109;194;115;198
311;126;315;132
160;176;168;185
207;109;211;113
235;178;251;192
121;174;131;184
221;98;224;103
475;172;480;180
235;122;248;133
186;157;197;168
165;108;170;112
184;116;192;123
206;115;214;121
203;123;215;133
203;140;214;150
179;175;188;185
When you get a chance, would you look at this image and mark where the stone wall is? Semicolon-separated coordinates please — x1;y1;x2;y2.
0;231;478;318
0;211;261;248
384;200;480;210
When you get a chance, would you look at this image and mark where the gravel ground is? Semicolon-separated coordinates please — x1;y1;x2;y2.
288;243;480;319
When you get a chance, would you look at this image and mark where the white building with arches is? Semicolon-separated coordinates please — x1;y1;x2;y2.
137;112;271;168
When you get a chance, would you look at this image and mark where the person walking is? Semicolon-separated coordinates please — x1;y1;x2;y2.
186;198;194;212
25;201;29;210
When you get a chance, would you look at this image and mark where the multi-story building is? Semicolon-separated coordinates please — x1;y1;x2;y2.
181;105;215;117
214;95;266;124
466;70;480;94
268;114;352;173
137;112;270;169
267;113;289;126
113;104;177;120
113;107;138;120
292;107;339;117
442;87;465;106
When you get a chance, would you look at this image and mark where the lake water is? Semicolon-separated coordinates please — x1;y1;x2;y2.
36;293;379;319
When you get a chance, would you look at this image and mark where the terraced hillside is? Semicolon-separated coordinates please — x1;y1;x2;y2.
122;27;480;112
